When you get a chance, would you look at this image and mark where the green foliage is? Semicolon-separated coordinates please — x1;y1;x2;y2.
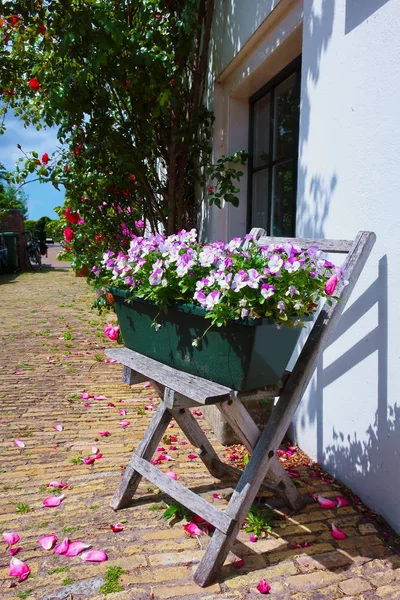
17;590;33;600
49;566;71;575
16;502;31;514
0;163;29;219
99;566;124;595
161;499;192;522
243;505;274;538
62;576;74;585
207;152;248;208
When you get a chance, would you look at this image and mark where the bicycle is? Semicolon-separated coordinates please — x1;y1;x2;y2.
26;238;42;271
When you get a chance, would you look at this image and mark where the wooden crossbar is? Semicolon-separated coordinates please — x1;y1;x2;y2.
107;230;376;589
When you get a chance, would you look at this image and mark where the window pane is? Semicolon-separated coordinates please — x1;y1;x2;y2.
253;94;270;168
273;73;299;161
271;160;295;236
251;169;269;229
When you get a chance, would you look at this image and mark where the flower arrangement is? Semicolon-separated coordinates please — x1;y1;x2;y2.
92;229;344;334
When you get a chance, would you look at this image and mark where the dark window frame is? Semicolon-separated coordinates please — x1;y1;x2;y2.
247;55;302;235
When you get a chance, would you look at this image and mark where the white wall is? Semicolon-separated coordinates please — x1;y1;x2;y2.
206;0;400;533
292;0;400;534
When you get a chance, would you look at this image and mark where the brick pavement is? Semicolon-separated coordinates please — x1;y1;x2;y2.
0;267;399;600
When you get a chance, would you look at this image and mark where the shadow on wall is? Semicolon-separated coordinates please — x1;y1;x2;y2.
345;0;390;34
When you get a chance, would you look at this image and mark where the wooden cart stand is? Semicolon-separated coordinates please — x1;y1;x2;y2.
105;229;376;588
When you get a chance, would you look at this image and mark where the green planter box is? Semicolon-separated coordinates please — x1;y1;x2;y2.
109;287;308;392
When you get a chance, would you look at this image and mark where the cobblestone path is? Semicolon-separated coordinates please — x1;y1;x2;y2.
0;268;399;600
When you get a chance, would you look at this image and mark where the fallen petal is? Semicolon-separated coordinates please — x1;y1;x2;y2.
43;495;65;507
110;523;124;532
184;522;203;536
168;423;175;428
54;538;69;555
169;436;178;442
93;453;103;460
119;409;127;416
336;496;350;508
143;381;152;388
98;431;110;436
9;546;22;556
317;495;337;509
249;535;258;542
169;445;177;451
164;455;173;461
94;395;107;400
3;532;20;546
180;440;189;445
49;481;68;489
83;457;96;465
188;453;197;460
108;402;116;407
235;559;244;568
80;393;93;399
65;541;92;557
288;445;297;452
331;523;346;540
287;469;300;478
39;535;58;550
84;403;92;408
353;495;361;505
301;541;311;548
165;471;177;480
53;425;63;432
256;578;271;594
119;421;130;427
91;446;99;454
144;405;153;410
81;549;107;562
194;515;205;523
8;557;30;582
212;493;222;499
14;439;25;448
157;447;166;452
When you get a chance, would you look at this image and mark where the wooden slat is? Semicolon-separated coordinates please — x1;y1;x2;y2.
256;235;353;253
110;401;172;510
105;348;231;405
121;365;147;385
194;230;376;587
129;455;234;534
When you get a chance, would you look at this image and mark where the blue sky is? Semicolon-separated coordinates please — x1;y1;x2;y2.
0;110;65;220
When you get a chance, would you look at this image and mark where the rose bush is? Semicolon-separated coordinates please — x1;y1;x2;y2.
93;229;345;331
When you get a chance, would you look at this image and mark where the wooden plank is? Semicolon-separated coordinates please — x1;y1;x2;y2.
194;231;376;587
105;348;231;405
110;400;172;510
121;365;147;385
256;235;353;253
217;399;304;512
129;454;235;535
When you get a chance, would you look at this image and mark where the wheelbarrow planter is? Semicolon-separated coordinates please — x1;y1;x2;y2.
108;287;309;391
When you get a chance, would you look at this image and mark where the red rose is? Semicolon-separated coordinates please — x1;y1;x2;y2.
65;207;81;225
64;165;69;172
65;245;71;251
11;16;20;26
39;25;46;35
95;234;104;245
41;152;49;164
207;185;214;193
28;78;40;91
64;227;74;243
129;175;135;181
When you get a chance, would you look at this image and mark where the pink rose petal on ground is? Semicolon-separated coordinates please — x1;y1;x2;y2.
249;535;258;542
317;495;337;509
164;455;173;461
287;469;300;478
157;447;166;452
168;423;175;428
290;543;301;549
169;445;177;451
65;541;92;557
234;559;244;568
119;409;127;416
110;523;124;532
9;546;22;556
91;446;99;454
108;402;116;407
3;532;20;546
188;453;197;460
256;578;271;594
331;523;346;540
93;453;103;460
81;550;107;562
169;435;177;442
13;371;25;376
94;395;107;400
14;439;25;448
336;496;350;508
39;535;58;550
43;494;64;507
194;515;205;523
119;420;130;427
184;522;203;536
144;405;153;410
53;424;63;432
8;557;30;582
301;541;311;548
353;495;361;505
212;493;222;499
308;471;318;478
180;440;189;445
143;381;152;388
80;393;93;399
98;431;110;436
165;471;177;480
288;445;297;452
84;403;92;408
54;538;69;555
83;457;96;465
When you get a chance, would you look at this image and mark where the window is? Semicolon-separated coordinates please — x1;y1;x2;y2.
248;57;301;236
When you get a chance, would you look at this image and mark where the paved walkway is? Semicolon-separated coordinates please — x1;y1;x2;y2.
0;267;399;600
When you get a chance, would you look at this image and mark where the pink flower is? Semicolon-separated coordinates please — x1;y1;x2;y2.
331;523;346;540
103;324;119;341
39;535;58;550
249;535;258;542
64;227;74;243
8;557;30;582
43;494;64;507
3;532;20;546
184;522;203;536
324;274;339;295
256;578;271;594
